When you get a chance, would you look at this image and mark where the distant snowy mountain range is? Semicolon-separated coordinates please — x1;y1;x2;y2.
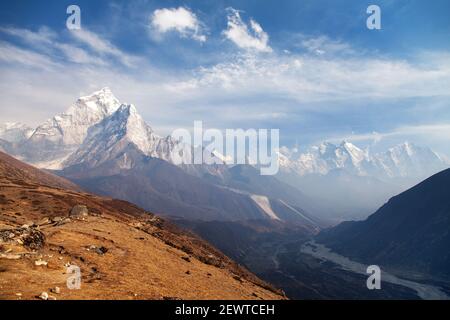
278;140;448;181
2;87;447;179
276;141;448;220
1;88;448;222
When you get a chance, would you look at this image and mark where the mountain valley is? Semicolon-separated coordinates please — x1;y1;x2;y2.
1;88;449;300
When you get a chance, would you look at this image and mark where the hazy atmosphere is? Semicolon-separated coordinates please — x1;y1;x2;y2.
1;0;450;306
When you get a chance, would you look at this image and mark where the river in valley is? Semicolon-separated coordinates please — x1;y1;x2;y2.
301;241;449;300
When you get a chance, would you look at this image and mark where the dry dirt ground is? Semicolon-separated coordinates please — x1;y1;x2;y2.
0;151;285;300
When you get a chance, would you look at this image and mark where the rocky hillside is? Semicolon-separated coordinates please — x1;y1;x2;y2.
0;151;285;300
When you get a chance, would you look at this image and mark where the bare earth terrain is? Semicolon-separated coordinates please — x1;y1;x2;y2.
0;151;285;300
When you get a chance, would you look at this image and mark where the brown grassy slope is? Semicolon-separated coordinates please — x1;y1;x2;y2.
0;151;82;192
0;151;285;300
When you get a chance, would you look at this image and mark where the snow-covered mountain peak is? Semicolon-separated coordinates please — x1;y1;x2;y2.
0;122;33;143
76;87;120;114
372;141;446;178
96;103;156;144
339;141;367;165
29;88;122;146
64;102;166;168
1;122;25;130
317;141;334;155
114;103;140;119
389;141;420;157
279;140;448;180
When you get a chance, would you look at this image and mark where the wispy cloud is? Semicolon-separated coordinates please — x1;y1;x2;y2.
299;35;355;56
222;8;272;53
69;29;139;66
326;123;450;157
0;41;59;70
0;21;449;157
150;7;206;42
0;26;56;45
170;46;450;103
0;26;131;67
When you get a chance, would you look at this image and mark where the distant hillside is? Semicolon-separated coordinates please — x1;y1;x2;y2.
0;151;82;192
317;169;450;281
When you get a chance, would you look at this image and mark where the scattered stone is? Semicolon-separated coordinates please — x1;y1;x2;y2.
69;205;89;217
95;246;108;255
181;256;191;262
35;259;48;266
47;295;57;300
38;217;50;225
0;253;21;260
50;287;60;294
86;266;102;283
39;292;49;300
22;229;46;250
86;245;108;255
185;270;191;275
54;217;70;226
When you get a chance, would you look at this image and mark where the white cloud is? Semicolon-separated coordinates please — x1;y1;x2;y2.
0;26;129;67
55;43;107;66
0;26;56;45
150;7;206;42
222;8;271;53
69;29;138;66
171;49;450;103
300;35;355;56
390;124;450;142
0;41;59;70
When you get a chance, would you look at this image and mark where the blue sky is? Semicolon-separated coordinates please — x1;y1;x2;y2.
0;0;449;156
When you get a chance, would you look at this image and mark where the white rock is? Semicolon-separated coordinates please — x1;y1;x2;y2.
50;287;60;294
35;259;48;266
39;292;49;300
